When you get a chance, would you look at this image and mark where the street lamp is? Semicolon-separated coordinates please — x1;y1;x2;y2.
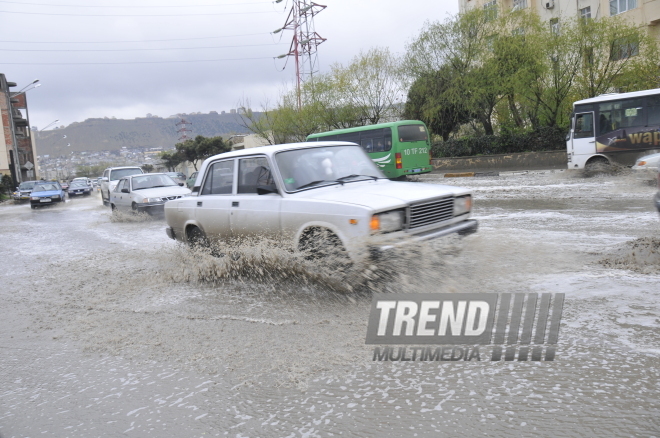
14;79;39;95
40;119;59;132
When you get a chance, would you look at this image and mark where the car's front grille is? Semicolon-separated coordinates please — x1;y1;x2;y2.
159;195;183;202
407;197;454;229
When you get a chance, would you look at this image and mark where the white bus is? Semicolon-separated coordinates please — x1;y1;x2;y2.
567;88;660;170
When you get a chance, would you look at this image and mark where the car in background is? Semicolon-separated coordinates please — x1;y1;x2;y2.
110;173;191;214
632;152;660;171
166;172;187;186
655;167;660;214
12;180;40;202
60;181;69;191
72;177;93;188
68;180;92;196
30;181;66;209
186;171;198;189
164;142;478;265
100;166;144;206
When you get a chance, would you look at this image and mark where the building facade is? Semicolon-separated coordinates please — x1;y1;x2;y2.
459;0;660;40
1;73;38;186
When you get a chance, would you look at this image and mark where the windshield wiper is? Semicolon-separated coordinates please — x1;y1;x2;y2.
295;180;340;190
336;174;379;182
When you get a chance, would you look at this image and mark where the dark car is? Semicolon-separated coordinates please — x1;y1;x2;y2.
30;181;66;209
60;181;69;191
67;180;92;196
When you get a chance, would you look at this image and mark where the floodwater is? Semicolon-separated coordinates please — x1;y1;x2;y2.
1;170;659;437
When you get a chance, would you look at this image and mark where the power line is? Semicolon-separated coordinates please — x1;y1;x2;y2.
0;32;265;44
0;43;286;51
0;9;277;16
0;0;271;7
2;56;275;65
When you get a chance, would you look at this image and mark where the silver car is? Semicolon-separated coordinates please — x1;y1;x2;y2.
110;173;191;214
164;142;478;264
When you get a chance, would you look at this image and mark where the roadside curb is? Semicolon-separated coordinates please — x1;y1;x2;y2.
437;169;567;178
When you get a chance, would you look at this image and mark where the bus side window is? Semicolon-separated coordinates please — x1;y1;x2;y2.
361;137;374;153
574;113;593;139
383;128;392;151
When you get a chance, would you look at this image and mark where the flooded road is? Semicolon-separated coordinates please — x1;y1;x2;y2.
1;170;659;437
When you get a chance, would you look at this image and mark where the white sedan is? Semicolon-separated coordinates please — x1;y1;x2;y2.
632;152;660;171
164;142;478;264
110;173;191;214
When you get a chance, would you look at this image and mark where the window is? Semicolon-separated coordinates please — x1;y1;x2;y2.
580;6;591;20
598;99;644;135
201;160;234;195
610;0;636;15
512;0;527;10
237;157;272;194
359;128;393;153
574;113;594;139
610;36;639;60
484;0;497;21
398;125;428;143
647;96;660;126
550;18;560;35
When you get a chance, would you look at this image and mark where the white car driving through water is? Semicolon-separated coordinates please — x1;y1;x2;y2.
164;142;478;263
110;173;191;214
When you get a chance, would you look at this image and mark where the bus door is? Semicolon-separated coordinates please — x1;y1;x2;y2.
571;112;596;157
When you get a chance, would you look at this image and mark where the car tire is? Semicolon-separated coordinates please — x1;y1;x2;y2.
187;226;209;248
299;228;350;265
30;205;36;210
110;203;116;212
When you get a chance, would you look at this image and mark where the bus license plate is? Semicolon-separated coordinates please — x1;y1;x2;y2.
411;168;421;173
40;198;51;203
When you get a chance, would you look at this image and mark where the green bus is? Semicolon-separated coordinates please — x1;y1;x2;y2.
306;120;433;179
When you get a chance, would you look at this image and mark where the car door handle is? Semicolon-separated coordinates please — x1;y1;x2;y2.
232;201;239;207
197;201;203;207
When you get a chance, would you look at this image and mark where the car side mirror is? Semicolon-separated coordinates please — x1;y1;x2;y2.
257;185;279;195
101;177;109;182
121;188;129;193
178;182;184;186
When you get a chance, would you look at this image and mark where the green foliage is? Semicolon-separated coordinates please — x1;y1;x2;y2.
431;126;567;157
1;174;14;196
405;8;659;143
141;164;154;173
171;135;231;170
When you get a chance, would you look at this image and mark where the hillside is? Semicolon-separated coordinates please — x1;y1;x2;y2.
34;112;259;156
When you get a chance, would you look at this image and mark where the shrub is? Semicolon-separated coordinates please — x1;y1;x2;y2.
431;126;567;158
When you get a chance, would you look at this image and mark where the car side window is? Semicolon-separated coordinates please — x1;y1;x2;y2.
238;157;272;194
115;179;125;192
201;160;234;195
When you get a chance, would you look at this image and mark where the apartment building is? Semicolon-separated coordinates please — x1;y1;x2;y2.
1;73;38;186
459;0;660;40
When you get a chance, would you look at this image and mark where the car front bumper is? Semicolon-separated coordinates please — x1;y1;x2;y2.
369;219;478;259
136;202;166;214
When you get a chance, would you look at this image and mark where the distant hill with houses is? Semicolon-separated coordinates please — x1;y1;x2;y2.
34;111;260;156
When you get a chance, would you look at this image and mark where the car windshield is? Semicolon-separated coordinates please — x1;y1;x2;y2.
109;168;143;181
275;145;384;192
70;181;87;187
131;174;178;190
18;181;36;190
32;183;59;192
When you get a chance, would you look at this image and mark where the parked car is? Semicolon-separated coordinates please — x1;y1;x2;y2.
165;172;187;186
110;173;191;214
100;166;144;206
30;181;66;209
12;180;40;201
632;152;660;171
164;142;478;265
67;180;92;196
186;171;198;189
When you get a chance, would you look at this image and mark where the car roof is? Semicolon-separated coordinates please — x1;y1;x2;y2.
205;141;358;162
105;166;143;171
121;173;168;179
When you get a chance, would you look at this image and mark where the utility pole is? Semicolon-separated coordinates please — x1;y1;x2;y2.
275;1;327;109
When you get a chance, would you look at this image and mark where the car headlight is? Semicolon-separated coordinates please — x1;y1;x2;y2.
52;195;60;199
454;195;472;216
30;196;39;201
144;197;163;203
370;210;404;233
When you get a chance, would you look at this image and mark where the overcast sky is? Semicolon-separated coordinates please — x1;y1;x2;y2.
2;0;458;130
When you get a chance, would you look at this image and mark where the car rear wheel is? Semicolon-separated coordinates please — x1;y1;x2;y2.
187;226;209;248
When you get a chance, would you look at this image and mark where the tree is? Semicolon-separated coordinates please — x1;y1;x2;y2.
403;67;471;140
173;135;231;170
141;164;154;173
159;150;182;172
